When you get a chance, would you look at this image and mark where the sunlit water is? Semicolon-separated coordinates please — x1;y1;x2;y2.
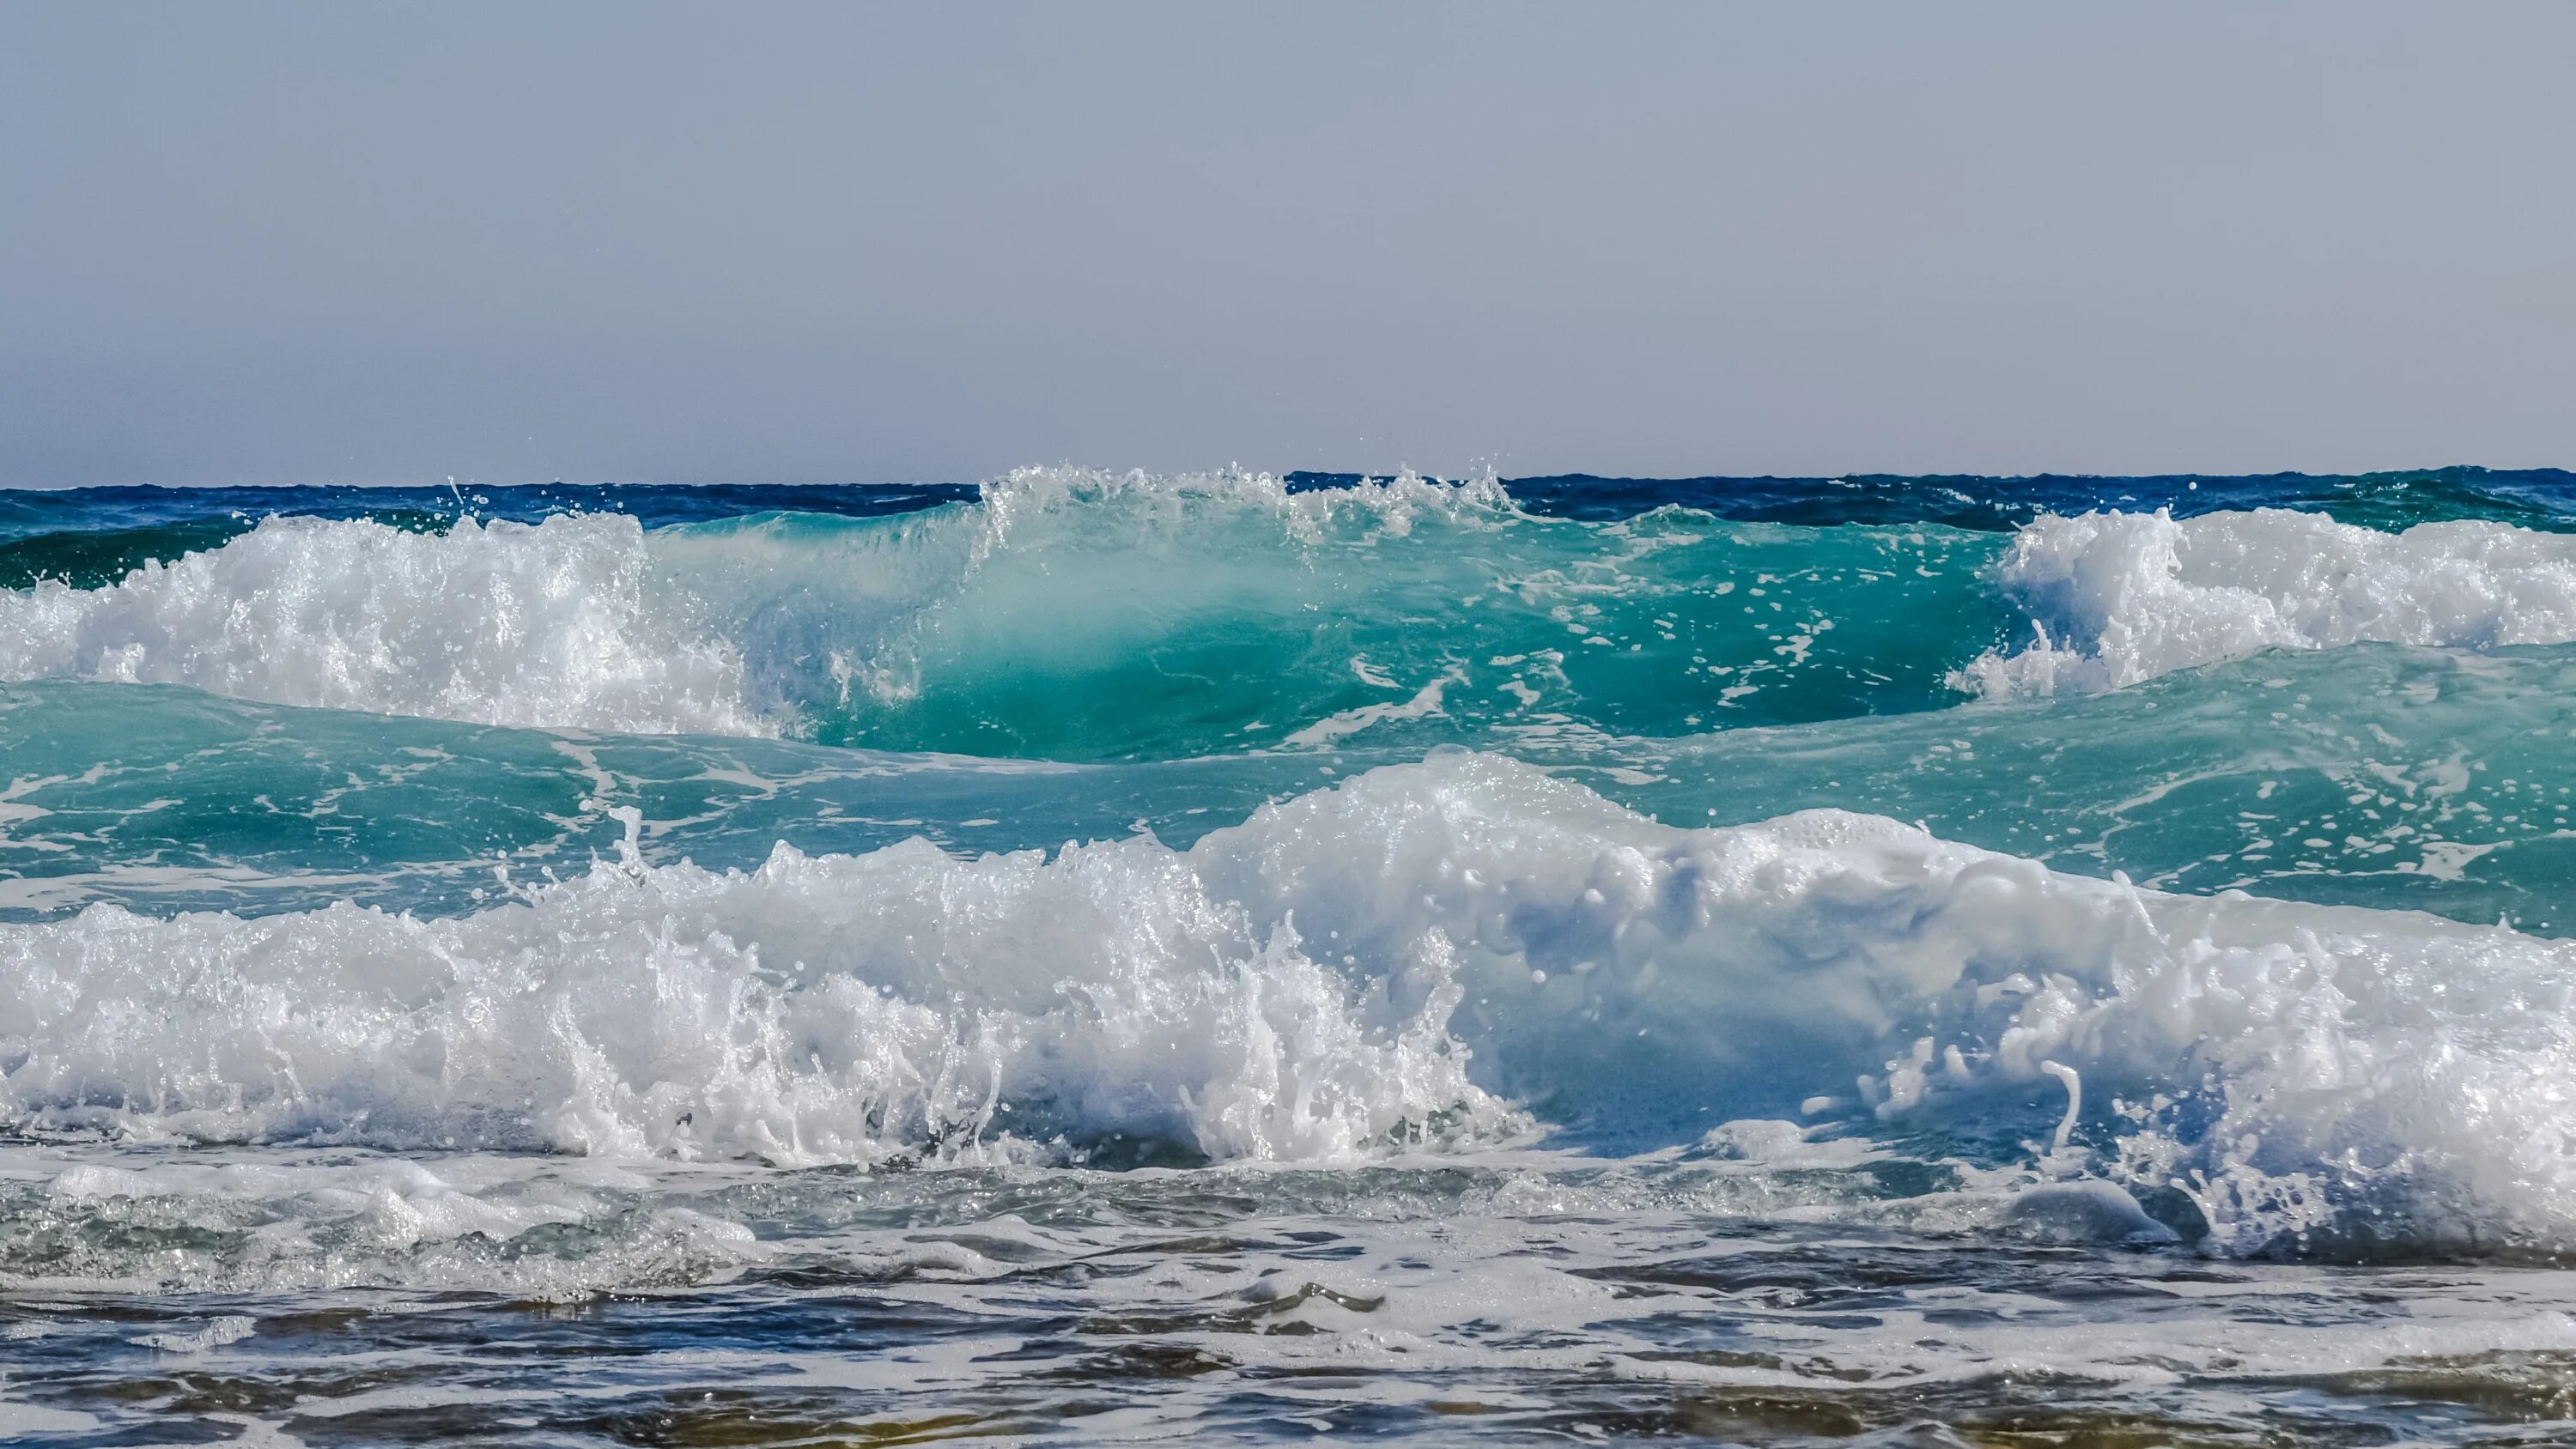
6;466;2576;1445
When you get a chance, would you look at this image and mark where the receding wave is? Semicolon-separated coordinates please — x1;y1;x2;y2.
1958;506;2576;696
7;751;2572;1258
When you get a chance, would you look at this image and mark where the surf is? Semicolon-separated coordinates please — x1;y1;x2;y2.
9;751;2572;1263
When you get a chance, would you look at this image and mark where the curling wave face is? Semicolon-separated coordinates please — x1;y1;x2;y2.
4;468;2018;753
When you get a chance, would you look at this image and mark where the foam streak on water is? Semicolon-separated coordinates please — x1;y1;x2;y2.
6;467;2576;1445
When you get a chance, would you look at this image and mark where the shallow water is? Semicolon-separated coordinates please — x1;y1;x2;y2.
14;1148;2576;1447
6;466;2576;1444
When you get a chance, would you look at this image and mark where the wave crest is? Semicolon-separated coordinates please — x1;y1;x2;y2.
8;753;2575;1256
977;463;1519;546
1959;507;2576;696
0;798;1509;1168
0;469;1552;746
0;512;771;735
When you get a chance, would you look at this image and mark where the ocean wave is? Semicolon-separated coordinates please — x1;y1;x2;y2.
0;512;771;736
1958;506;2576;696
0;785;1511;1168
1644;641;2576;934
17;478;2576;767
676;464;2008;757
6;751;2572;1257
13;639;2575;934
0;468;2011;752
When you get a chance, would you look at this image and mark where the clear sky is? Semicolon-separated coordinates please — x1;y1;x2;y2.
4;3;2572;487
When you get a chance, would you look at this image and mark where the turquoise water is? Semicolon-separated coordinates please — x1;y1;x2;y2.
9;638;2573;931
6;466;2576;1445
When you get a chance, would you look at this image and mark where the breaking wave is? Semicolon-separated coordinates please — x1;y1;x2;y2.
0;511;769;737
15;476;2576;761
7;751;2573;1258
0;468;2013;752
1959;506;2576;696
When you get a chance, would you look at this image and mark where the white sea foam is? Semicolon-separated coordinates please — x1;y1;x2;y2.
1959;506;2576;695
0;793;1506;1168
38;491;2576;738
15;1144;2576;1435
1;1148;759;1297
972;464;1515;548
130;1315;257;1353
5;753;2573;1254
0;512;770;735
0;469;1520;737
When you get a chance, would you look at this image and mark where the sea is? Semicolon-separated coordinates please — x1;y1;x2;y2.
5;465;2576;1446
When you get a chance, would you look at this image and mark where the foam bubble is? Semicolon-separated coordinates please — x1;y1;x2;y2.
6;752;2575;1256
1959;506;2576;695
0;512;769;735
0;801;1509;1168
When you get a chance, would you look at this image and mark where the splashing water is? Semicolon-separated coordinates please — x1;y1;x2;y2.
6;466;2576;1445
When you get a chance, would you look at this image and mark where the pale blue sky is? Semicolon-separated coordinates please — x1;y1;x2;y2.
3;3;2571;486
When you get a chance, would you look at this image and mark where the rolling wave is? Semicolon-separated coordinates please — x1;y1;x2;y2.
0;469;2014;753
1959;506;2576;696
9;471;2576;755
8;751;2572;1258
15;467;2576;1440
9;639;2573;934
0;511;769;736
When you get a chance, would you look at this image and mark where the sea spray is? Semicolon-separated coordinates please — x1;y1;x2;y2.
1958;506;2576;695
9;751;2574;1258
